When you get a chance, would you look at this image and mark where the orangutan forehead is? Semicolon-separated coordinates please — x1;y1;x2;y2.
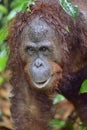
22;16;56;42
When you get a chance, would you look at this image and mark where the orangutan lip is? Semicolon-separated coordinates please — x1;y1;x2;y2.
35;80;46;85
34;77;51;88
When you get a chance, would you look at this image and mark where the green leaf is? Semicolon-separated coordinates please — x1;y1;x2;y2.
59;0;78;18
0;26;9;43
0;44;9;72
80;124;87;130
0;76;4;85
5;0;36;21
80;80;87;94
49;119;65;128
7;0;36;20
0;4;8;14
67;121;74;130
11;0;35;13
7;10;17;20
53;94;65;104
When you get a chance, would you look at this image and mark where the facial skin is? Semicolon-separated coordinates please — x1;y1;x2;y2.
20;16;63;89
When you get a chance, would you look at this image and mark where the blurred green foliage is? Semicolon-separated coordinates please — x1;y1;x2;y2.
0;43;9;72
0;0;35;26
0;76;4;84
49;119;66;129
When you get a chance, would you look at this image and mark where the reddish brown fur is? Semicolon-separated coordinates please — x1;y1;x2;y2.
8;0;87;129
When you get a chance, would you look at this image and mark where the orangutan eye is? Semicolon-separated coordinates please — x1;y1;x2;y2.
25;46;35;55
40;46;49;52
